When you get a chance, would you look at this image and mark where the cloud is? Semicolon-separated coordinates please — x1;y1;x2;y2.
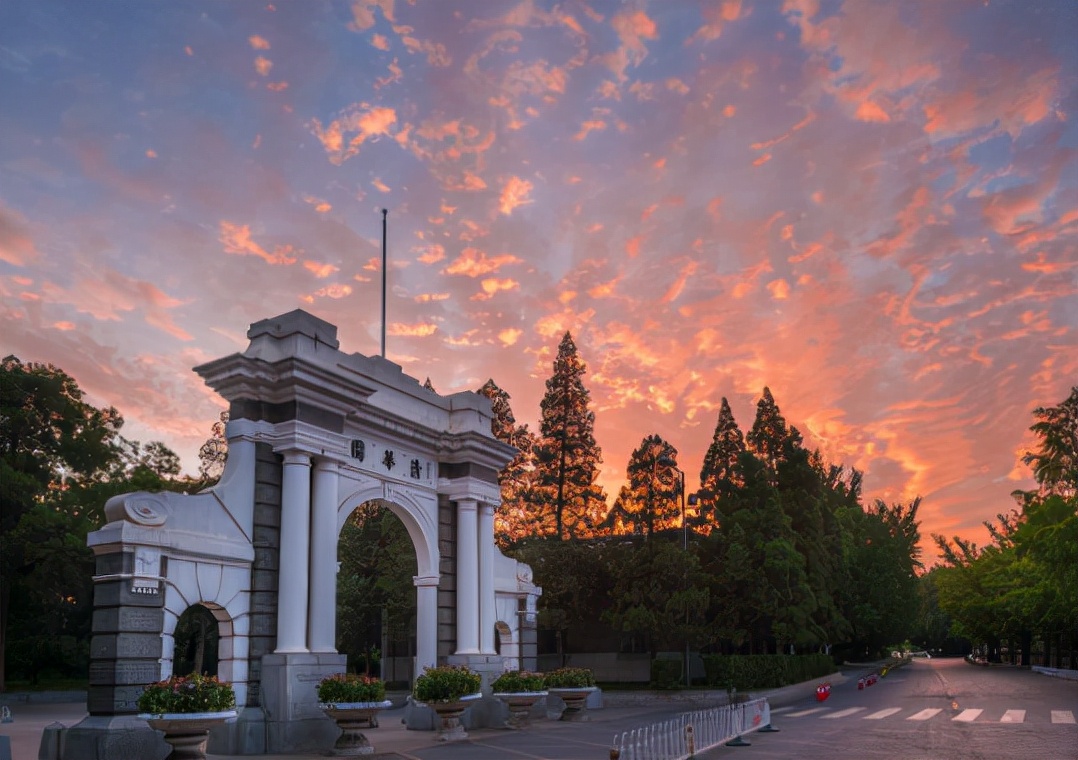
498;175;534;215
248;35;271;50
388;321;438;337
0;204;38;266
254;56;272;76
219;221;297;265
444;248;523;277
308;104;399;165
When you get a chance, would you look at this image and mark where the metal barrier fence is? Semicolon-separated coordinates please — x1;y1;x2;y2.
611;697;773;760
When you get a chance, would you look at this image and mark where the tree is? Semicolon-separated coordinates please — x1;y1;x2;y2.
696;397;746;530
603;435;680;538
531;333;607;539
1;356;123;690
1022;385;1077;498
197;411;229;484
476;379;537;546
746;387;801;476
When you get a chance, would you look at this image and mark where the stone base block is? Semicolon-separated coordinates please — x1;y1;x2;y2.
259;651;346;753
60;715;168;760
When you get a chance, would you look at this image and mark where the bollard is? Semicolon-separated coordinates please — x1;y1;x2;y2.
0;706;11;723
0;735;11;760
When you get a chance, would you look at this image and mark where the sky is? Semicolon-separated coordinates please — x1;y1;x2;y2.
1;0;1076;563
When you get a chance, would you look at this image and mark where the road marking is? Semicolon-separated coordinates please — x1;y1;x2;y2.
1051;711;1075;724
788;707;828;718
907;708;943;721
821;707;866;719
770;706;793;714
864;708;902;720
1000;710;1025;723
953;709;982;722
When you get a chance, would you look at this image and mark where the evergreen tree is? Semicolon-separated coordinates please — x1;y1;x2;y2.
603;435;680;538
531;332;607;539
697;397;745;530
747;387;801;476
476;379;537;545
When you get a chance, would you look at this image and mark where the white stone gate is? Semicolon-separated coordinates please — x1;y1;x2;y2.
65;310;540;757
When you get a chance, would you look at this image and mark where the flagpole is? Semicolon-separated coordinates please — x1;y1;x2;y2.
381;208;388;358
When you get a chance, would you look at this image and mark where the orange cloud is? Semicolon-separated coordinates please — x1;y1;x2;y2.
248;35;271;50
416;243;446;264
498;328;523;346
475;277;519;299
388;322;438;337
303;260;339;278
499;175;534;215
254;56;272;76
573;119;607;141
218;220;297;265
688;0;744;44
444;248;522;277
856;100;890;123
371;33;389;50
308;104;398;165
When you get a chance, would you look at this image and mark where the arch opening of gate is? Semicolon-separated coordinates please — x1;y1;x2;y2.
66;310;541;758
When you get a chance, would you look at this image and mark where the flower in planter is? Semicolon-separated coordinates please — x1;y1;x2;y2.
412;665;482;703
491;670;546;694
317;673;387;705
543;667;595;689
137;673;236;715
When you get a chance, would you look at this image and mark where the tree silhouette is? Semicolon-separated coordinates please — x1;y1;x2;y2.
476;379;537;546
604;434;680;538
531;333;606;539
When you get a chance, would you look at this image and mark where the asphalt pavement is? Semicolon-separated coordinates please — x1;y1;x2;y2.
1;668;864;760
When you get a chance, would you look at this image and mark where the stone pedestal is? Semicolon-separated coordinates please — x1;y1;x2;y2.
61;715;168;760
259;652;347;752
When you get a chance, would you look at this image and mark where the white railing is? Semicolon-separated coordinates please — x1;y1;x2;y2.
611;697;772;760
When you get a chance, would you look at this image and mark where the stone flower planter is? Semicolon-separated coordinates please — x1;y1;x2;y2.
547;686;597;721
139;710;238;760
492;690;548;728
417;693;482;742
319;700;393;756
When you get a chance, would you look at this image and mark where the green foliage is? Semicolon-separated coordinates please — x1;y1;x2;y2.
136;673;236;714
317;673;386;704
531;332;608;539
702;654;835;690
412;665;481;702
336;504;416;673
543;666;595;688
491;670;546;693
649;659;682;689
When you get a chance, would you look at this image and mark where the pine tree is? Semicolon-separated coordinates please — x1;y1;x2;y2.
697;397;745;530
747;386;801;475
603;435;680;538
476;379;537;545
531;332;607;539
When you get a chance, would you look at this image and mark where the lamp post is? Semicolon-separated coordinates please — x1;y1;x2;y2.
659;455;692;687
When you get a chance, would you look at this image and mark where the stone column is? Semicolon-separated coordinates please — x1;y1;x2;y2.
276;450;311;653
414;575;439;673
478;502;496;655
307;459;338;653
454;498;480;655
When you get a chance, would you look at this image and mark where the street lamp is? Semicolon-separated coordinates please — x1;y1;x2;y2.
658;455;694;687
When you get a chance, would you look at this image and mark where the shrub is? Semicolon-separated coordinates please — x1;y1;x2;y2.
317;673;386;704
137;673;236;715
650;659;683;690
702;654;836;690
491;670;546;693
413;665;481;703
543;667;595;689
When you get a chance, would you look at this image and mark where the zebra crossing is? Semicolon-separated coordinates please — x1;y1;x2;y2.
773;704;1076;724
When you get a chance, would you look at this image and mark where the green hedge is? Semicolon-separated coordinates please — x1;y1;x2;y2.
702;654;835;690
650;658;683;689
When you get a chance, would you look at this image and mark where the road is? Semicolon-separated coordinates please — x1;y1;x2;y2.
710;658;1078;759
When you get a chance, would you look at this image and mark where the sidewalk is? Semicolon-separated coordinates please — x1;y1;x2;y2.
1;669;861;760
